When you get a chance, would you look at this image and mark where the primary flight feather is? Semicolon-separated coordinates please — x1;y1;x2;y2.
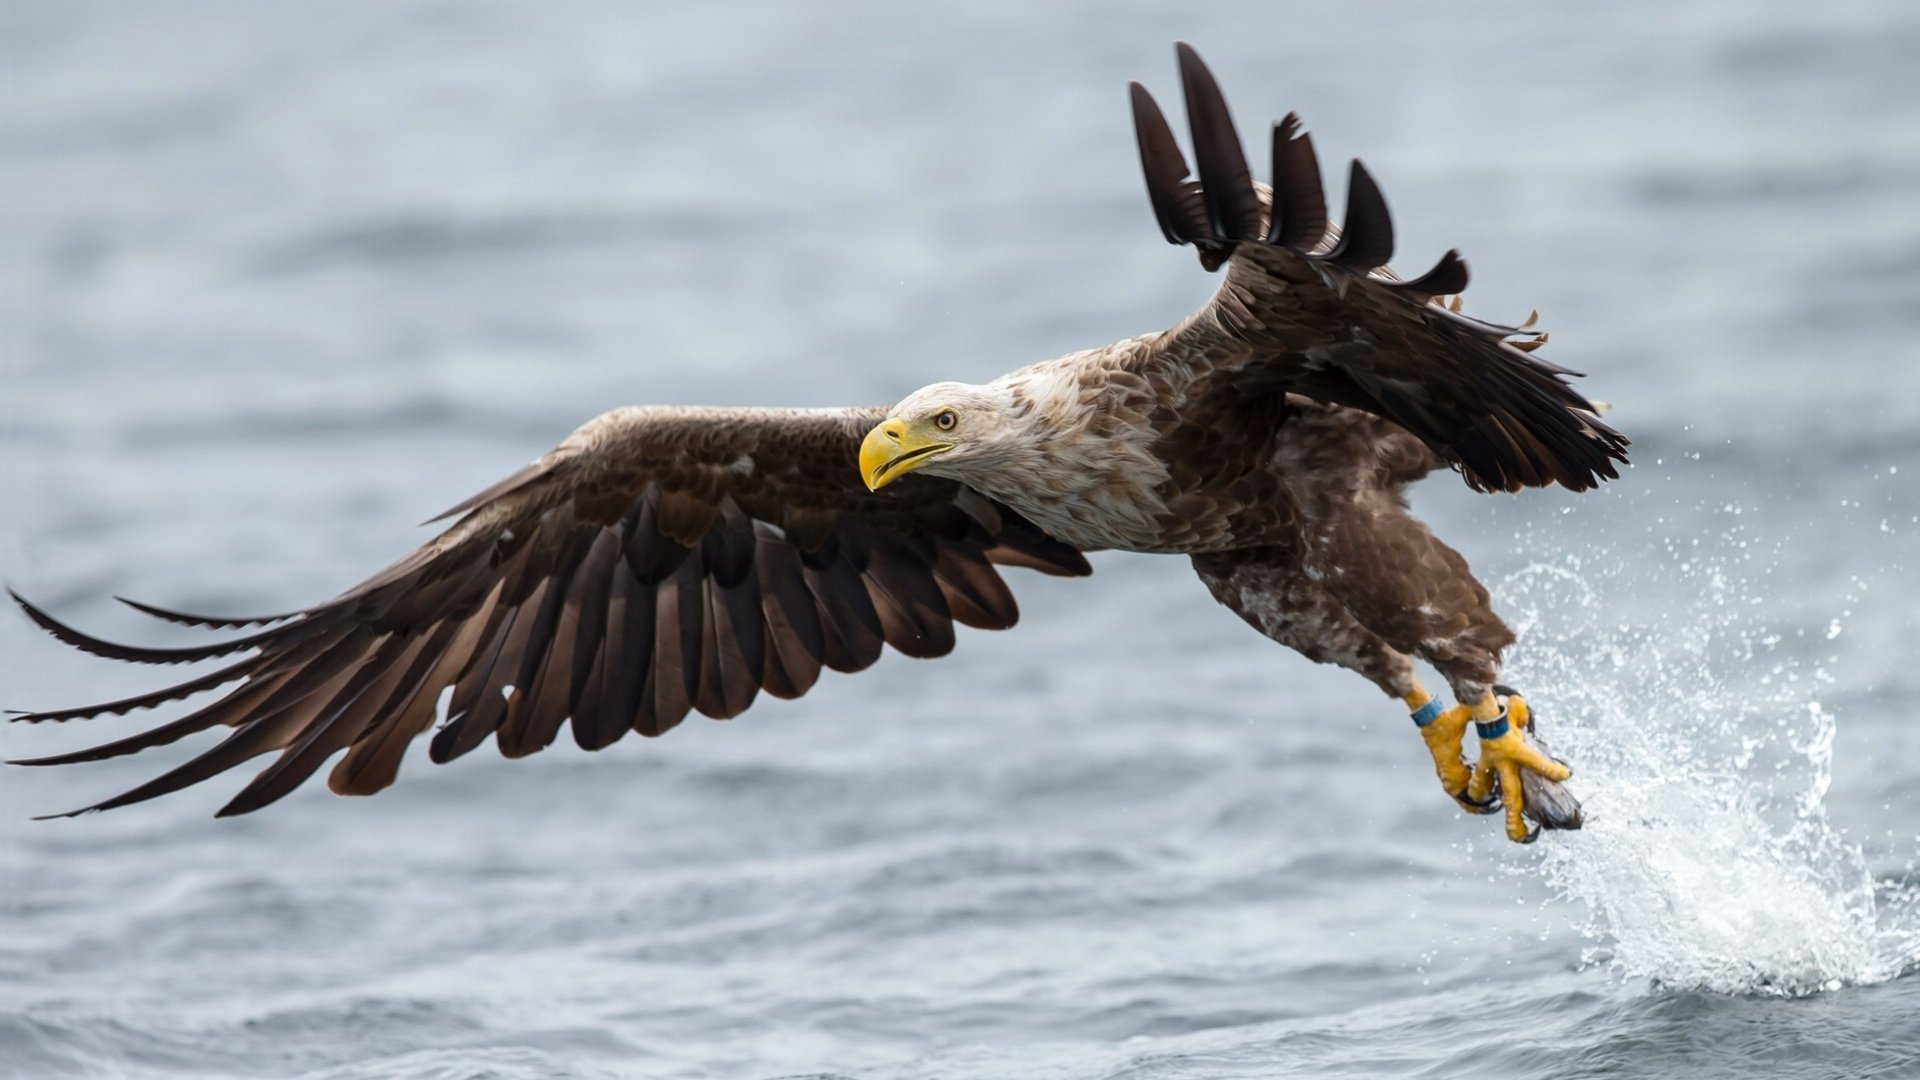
11;45;1625;842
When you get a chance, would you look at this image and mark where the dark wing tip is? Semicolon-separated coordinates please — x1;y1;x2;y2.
1174;43;1262;242
12;590;306;666
11;748;100;767
1130;80;1203;247
1389;249;1471;298
1322;160;1394;271
115;595;296;629
9;591;158;663
213;797;260;819
1267;114;1327;251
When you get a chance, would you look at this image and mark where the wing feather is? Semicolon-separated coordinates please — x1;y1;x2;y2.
756;531;826;700
1265;113;1327;250
568;563;641;752
218;631;429;816
1132;45;1628;492
12;406;1088;814
1324;161;1394;272
1175;42;1263;243
639;551;701;737
332;608;497;796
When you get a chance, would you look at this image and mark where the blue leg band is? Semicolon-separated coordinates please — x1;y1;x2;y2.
1410;700;1444;728
1475;710;1510;741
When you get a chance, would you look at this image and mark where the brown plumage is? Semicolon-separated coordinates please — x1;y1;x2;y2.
9;45;1624;822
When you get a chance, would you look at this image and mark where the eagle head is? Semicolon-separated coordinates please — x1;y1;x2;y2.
860;382;1024;491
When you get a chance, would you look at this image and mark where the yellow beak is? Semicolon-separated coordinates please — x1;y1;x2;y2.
859;417;953;491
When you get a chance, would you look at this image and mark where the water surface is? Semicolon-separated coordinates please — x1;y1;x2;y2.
5;3;1920;1077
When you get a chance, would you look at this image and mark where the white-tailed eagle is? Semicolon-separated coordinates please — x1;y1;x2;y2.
11;45;1624;843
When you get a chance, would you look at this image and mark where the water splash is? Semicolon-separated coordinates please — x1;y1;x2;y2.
1498;537;1920;998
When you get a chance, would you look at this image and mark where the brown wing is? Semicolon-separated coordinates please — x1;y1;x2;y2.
8;405;1089;817
1129;44;1628;493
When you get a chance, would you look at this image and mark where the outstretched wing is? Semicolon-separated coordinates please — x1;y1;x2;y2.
9;405;1089;817
1130;44;1627;493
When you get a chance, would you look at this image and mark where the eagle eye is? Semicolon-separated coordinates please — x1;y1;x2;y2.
933;409;958;432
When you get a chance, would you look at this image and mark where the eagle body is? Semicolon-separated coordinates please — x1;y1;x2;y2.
926;343;1510;705
953;340;1219;554
11;46;1622;835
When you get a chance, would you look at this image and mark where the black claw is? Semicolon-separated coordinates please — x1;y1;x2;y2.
1450;787;1500;814
1516;824;1541;845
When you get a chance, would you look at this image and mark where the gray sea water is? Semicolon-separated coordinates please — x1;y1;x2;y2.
5;2;1920;1078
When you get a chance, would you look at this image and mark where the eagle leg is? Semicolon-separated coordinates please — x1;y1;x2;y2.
1406;689;1501;817
1408;686;1583;841
1192;542;1578;844
1463;688;1580;842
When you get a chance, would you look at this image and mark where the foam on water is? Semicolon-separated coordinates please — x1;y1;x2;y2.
1497;505;1920;998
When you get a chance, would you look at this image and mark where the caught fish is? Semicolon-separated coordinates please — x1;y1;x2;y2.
1496;685;1585;834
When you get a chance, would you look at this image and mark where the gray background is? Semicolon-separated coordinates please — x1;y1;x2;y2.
5;2;1919;1077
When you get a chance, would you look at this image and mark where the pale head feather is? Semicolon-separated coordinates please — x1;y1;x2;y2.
887;364;1172;551
889;380;1047;486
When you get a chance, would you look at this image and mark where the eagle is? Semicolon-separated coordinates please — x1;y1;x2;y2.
10;45;1624;843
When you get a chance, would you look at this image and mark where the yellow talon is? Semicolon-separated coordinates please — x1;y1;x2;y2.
1407;687;1497;815
1408;685;1580;841
1465;694;1575;843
